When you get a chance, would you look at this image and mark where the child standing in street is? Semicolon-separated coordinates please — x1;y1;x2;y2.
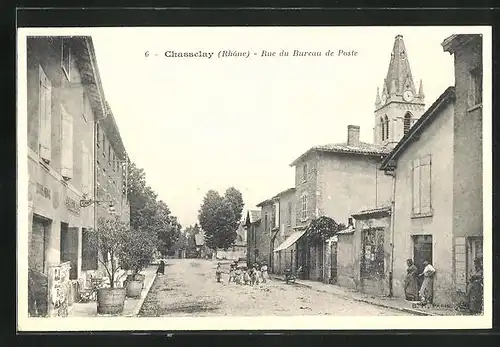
261;262;269;283
228;263;235;283
234;266;242;284
243;267;251;285
216;262;222;283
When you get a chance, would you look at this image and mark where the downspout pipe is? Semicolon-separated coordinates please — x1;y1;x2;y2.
385;168;397;297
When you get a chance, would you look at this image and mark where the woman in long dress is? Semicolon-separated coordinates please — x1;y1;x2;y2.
418;260;436;306
404;259;419;301
467;257;483;314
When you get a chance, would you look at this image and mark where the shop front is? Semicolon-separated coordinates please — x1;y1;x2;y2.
27;151;94;316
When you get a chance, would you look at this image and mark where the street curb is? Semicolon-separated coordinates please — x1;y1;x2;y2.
270;275;435;316
126;271;158;317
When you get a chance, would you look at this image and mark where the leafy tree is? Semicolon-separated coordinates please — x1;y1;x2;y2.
127;161;182;257
198;188;244;250
119;228;158;274
306;216;346;245
87;215;130;288
224;187;244;235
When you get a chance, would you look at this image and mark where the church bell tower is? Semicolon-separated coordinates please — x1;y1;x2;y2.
374;35;426;148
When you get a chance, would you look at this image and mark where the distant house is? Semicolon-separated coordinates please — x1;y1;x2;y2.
193;230;212;259
245;210;262;266
271;188;297;275
194;232;205;248
215;221;247;260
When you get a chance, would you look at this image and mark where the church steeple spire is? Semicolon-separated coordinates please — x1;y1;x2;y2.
418;79;425;99
375;87;381;106
373;34;426;149
383;34;416;96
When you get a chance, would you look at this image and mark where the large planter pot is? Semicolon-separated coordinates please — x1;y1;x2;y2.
126;274;146;289
97;288;126;315
126;280;143;298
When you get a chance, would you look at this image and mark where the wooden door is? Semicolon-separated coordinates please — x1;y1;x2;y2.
330;242;338;283
413;235;433;289
60;224;79;280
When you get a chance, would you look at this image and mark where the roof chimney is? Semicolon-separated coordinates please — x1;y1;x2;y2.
347;125;360;146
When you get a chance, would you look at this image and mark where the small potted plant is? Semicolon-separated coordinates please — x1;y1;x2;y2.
87;215;129;315
120;228;158;298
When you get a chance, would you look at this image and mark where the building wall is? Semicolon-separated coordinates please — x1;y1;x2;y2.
337;233;359;289
374;100;426;148
247;222;266;265
259;203;275;266
356;216;392;296
451;37;483;295
27;37;96;281
294;153;319;227
95;121;128;220
317;153;392;227
392;101;455;305
273;191;296;274
216;246;246;260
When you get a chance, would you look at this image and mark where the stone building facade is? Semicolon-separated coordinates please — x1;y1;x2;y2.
27;36;105;316
271;188;297;275
245;210;262;266
378;34;483;307
26;36;130;317
289;125;392;282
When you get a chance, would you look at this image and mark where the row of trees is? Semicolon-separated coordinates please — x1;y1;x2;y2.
88;161;182;288
127;162;183;255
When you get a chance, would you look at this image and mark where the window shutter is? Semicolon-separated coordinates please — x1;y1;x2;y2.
39;66;52;162
61;105;74;179
420;159;431;213
274;202;280;228
468;73;475;108
412;158;421;214
81;142;89;193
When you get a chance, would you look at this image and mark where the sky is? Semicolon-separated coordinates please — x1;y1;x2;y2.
87;26;458;228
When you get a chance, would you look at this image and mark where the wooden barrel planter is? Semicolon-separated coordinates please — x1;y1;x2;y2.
126;274;146;289
126;280;143;298
97;288;126;315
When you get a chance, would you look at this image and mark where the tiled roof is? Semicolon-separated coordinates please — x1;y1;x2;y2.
337;226;355;235
272;187;296;199
315;142;391;156
290;141;390;166
256;198;274;207
352;206;392;219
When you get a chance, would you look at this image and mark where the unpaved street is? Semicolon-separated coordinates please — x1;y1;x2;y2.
139;259;408;317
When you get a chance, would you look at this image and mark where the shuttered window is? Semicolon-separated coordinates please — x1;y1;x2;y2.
301;195;307;220
287;201;292;225
38;65;52;163
81;142;90;194
412;155;432;215
403;113;412;135
61;105;74;180
468;67;482;107
384;115;389;141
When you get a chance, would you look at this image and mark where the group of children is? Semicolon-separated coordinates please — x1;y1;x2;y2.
215;261;269;285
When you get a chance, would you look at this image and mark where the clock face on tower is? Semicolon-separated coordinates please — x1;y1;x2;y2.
381;94;387;104
403;90;414;102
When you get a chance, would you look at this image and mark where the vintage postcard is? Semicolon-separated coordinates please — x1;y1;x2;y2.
17;25;492;331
